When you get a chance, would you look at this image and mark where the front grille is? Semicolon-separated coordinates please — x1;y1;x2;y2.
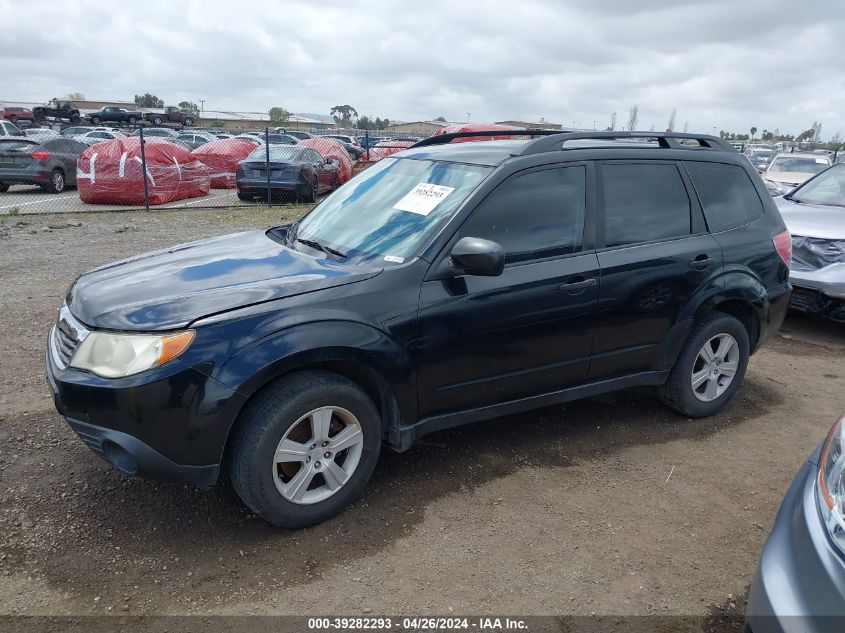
789;286;829;314
54;323;79;366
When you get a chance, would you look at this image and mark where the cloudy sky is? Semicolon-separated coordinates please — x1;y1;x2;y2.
1;0;843;138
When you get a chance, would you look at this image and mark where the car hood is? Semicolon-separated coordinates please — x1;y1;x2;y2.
67;229;381;331
776;197;845;240
764;171;814;185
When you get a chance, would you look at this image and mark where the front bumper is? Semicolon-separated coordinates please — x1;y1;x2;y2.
45;326;246;487
746;449;845;632
788;263;845;321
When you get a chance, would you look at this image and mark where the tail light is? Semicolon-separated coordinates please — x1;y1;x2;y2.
773;229;792;267
30;151;51;160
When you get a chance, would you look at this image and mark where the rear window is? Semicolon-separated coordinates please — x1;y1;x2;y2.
685;162;764;232
0;140;37;151
599;163;691;247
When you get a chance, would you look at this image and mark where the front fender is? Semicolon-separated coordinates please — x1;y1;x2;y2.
213;319;417;427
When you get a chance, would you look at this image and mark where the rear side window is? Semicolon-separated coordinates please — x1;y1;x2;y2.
685;162;763;232
461;166;586;263
600;163;691;247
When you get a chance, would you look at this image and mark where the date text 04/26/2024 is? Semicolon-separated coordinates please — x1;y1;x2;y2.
307;617;528;630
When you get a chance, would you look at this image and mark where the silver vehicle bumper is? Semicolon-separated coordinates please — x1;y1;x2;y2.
790;264;845;300
746;447;845;632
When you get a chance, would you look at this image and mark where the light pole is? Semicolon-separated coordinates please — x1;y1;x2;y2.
466;112;471;123
199;100;205;116
593;120;596;130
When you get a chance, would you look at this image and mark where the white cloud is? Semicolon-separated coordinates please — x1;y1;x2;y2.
1;0;843;137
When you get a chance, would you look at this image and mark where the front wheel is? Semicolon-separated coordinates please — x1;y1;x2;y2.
152;116;163;125
227;371;382;528
183;117;194;126
128;116;137;124
661;311;750;417
90;116;101;125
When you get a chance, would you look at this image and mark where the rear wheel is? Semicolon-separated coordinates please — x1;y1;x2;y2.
661;311;750;417
70;114;81;124
44;169;66;194
299;179;318;203
227;371;382;528
152;116;163;125
184;117;194;127
90;116;101;125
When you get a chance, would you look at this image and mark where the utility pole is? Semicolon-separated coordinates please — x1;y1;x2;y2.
466;112;471;123
199;99;205;115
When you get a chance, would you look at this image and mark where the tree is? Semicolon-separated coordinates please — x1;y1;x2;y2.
683;121;689;133
210;120;225;128
135;93;164;108
609;112;617;131
330;105;358;127
627;105;639;132
433;116;447;122
178;101;200;116
796;127;816;143
269;106;291;124
750;126;757;139
666;109;677;132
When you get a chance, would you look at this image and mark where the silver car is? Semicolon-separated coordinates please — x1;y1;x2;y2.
746;412;845;631
764;152;832;196
775;163;845;322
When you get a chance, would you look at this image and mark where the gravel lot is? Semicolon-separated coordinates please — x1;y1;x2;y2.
0;207;843;623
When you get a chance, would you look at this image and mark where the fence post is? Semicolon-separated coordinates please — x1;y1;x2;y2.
139;126;150;213
365;129;370;161
265;127;272;207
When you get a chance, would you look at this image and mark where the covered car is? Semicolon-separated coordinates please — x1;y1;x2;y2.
431;123;516;143
192;138;258;188
298;137;353;185
77;137;210;205
366;139;415;162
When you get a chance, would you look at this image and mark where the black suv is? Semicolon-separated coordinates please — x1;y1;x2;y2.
46;131;792;528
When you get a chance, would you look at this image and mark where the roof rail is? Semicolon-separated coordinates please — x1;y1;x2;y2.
409;129;563;148
517;131;735;155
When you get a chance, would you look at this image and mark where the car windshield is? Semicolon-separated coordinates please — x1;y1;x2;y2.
790;164;845;207
770;156;829;174
246;146;303;162
292;157;491;263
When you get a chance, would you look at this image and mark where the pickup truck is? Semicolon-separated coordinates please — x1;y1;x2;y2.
33;101;82;124
143;106;196;127
89;106;143;125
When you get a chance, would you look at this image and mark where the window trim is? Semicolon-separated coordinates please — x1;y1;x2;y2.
440;161;596;269
595;159;705;252
681;160;766;233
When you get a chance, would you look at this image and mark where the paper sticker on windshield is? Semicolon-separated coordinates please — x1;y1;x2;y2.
816;158;828;164
393;183;455;216
384;255;404;263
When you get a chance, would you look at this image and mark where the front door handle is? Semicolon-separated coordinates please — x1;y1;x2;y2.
559;277;598;293
689;255;715;269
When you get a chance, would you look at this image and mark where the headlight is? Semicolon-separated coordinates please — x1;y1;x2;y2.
69;330;194;378
817;414;845;557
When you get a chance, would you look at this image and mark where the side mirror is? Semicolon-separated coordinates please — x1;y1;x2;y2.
450;237;504;277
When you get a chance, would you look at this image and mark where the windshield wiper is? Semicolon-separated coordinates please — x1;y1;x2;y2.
296;237;347;259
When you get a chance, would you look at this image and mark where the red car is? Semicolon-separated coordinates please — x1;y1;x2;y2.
3;107;34;125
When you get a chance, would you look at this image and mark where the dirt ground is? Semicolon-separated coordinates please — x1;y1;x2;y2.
0;207;843;622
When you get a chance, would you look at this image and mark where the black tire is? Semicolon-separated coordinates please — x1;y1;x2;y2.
90;116;101;125
184;117;194;127
331;174;339;191
152;116;163;126
237;191;253;201
300;179;318;203
44;169;66;194
661;311;750;417
0;182;8;193
227;371;382;528
70;114;81;124
33;110;45;122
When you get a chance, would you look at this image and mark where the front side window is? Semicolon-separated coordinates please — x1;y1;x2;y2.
686;161;763;231
294;157;491;263
459;166;586;263
600;163;691;247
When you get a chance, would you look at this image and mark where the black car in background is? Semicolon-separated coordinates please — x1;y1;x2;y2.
236;144;339;202
0;137;88;193
46;131;791;528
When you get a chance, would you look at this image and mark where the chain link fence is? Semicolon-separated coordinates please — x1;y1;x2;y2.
0;122;427;216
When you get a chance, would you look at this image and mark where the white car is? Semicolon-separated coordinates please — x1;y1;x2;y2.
72;129;126;145
763;152;831;196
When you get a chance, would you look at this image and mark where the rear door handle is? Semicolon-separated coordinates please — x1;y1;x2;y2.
689;255;715;269
559;277;598;292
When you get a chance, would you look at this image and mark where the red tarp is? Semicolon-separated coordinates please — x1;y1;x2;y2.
298;137;353;185
432;123;516;142
367;139;414;162
192;138;258;189
77;137;210;205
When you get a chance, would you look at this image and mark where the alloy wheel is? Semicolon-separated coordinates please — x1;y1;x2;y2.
690;333;739;402
272;406;364;505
